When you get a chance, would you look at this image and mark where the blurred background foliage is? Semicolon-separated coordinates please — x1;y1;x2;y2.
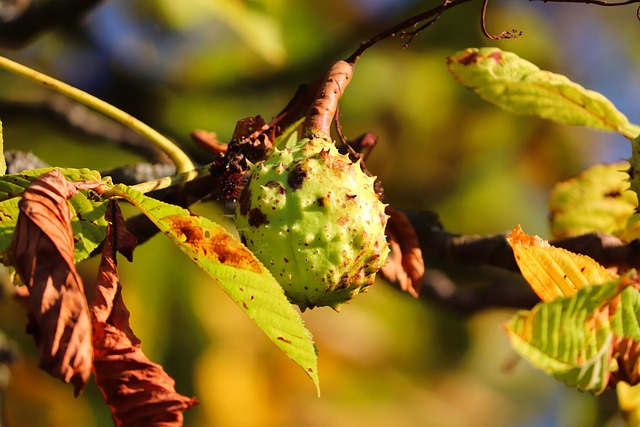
0;0;639;426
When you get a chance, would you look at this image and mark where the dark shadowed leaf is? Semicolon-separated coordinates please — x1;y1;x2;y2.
10;170;93;395
380;207;424;297
112;184;320;393
91;201;197;426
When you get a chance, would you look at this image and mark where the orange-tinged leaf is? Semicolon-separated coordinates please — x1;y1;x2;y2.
164;214;264;273
507;225;618;302
10;170;93;395
91;201;197;426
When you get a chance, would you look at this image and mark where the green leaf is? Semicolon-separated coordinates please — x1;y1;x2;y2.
0;168;108;263
273;116;304;150
112;184;320;393
447;48;640;138
505;279;640;394
549;162;637;239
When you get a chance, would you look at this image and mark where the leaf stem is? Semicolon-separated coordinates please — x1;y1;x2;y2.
130;163;211;194
0;55;195;173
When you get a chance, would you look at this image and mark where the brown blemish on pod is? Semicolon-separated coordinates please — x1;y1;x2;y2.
248;208;269;227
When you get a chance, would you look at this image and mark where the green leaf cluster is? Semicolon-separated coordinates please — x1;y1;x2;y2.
505;278;640;395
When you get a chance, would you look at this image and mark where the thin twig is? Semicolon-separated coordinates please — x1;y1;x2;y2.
529;0;639;5
345;0;474;64
400;0;452;48
481;0;522;40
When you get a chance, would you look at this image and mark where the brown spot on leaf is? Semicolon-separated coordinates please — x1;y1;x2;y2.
609;335;640;388
277;336;292;344
164;215;263;274
488;51;503;63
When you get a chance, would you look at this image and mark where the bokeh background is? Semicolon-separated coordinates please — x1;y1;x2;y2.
1;0;639;426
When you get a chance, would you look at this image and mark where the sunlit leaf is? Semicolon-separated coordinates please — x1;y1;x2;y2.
505;278;640;395
507;225;617;302
447;48;640;138
113;184;320;393
618;382;640;426
549;162;637;239
0;168;109;263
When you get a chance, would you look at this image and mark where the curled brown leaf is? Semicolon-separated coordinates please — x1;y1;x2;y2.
10;169;92;395
381;207;425;297
91;201;197;426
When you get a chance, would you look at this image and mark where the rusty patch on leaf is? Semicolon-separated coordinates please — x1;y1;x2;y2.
488;51;502;63
164;214;263;273
455;50;482;66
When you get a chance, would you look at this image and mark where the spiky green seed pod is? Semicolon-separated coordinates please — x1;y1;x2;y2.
235;136;389;310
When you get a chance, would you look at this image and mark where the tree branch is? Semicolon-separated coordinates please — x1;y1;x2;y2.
0;0;104;49
400;210;640;312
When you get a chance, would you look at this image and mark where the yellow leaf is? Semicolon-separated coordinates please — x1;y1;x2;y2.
507;225;618;302
618;382;640;426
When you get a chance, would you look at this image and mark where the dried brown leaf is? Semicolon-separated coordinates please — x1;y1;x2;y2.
190;129;228;155
10;169;92;395
381;207;425;297
91;201;197;426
